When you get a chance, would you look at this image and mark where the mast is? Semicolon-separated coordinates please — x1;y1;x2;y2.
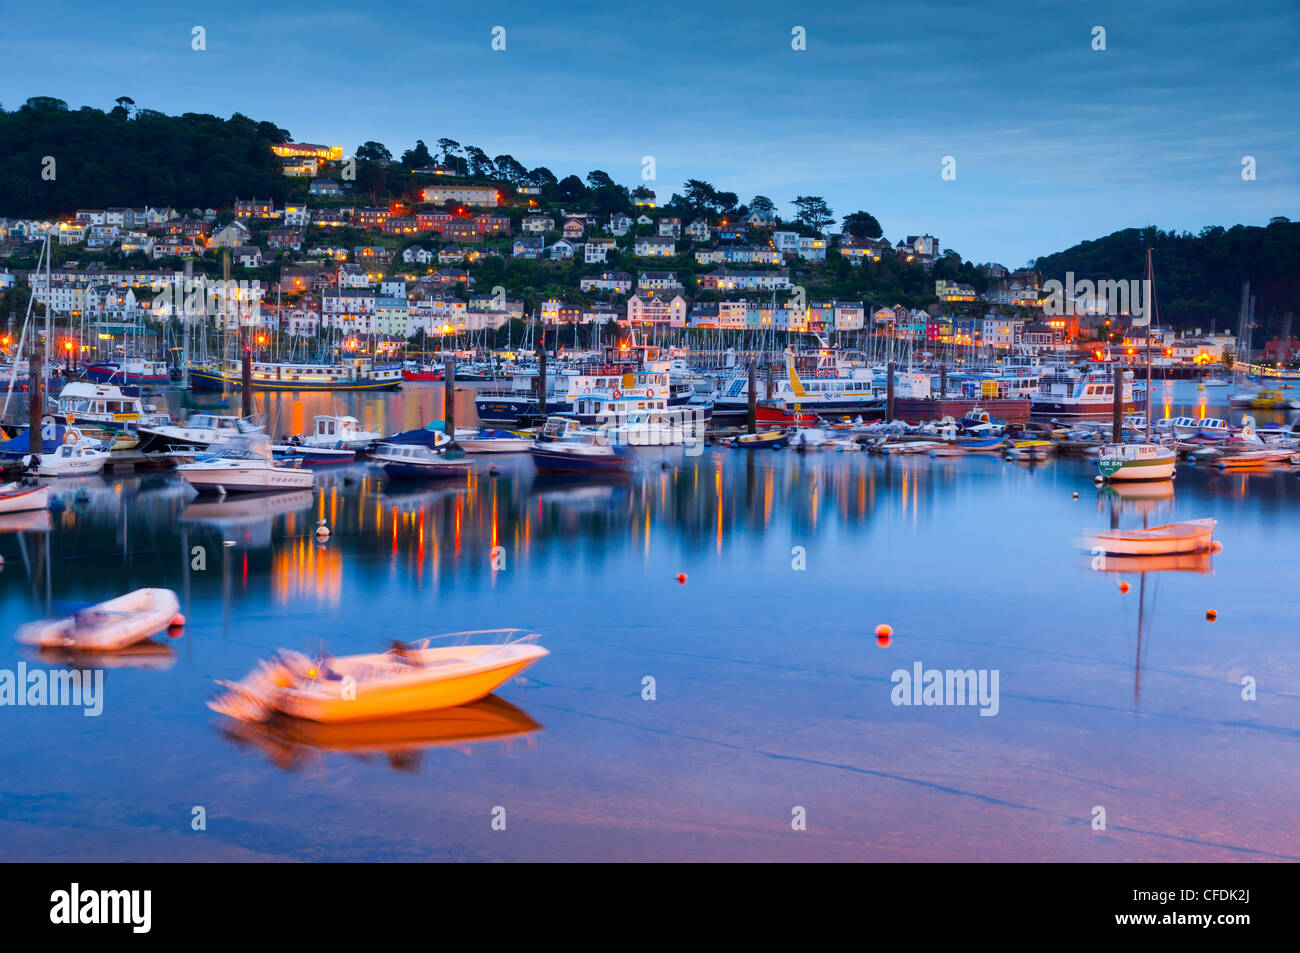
1144;247;1153;441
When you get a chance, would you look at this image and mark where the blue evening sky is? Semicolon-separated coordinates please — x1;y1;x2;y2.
2;0;1296;265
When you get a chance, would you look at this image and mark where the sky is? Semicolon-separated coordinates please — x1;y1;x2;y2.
2;0;1297;265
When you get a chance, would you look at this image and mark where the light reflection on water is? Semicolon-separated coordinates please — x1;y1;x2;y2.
0;383;1298;860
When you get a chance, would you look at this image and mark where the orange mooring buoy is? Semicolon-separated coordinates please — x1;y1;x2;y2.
875;624;893;646
676;573;687;584
1206;609;1217;622
1119;582;1130;594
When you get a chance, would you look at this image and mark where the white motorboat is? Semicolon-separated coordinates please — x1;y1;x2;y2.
453;428;535;453
16;588;182;651
134;413;265;455
299;415;383;450
23;433;111;476
0;482;50;514
528;416;636;472
177;436;315;493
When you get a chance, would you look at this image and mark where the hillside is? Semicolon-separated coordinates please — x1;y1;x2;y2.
1033;221;1300;339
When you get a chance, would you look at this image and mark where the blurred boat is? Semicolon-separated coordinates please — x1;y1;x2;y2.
529;416;636;471
1085;518;1216;557
209;629;548;724
16;588;182;651
220;695;541;772
454;428;534;453
371;442;472;480
726;429;788;450
0;482;50;514
177;436;315;493
299;415;383;450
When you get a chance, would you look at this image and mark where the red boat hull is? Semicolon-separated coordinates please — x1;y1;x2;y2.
402;370;443;382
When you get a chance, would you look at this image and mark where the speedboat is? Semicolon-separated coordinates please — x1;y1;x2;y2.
1198;418;1234;439
23;435;111;476
1230;388;1300;409
727;429;788;450
453;428;535;453
0;482;50;514
16;588;182;651
209;630;549;724
177;436;315;493
370;441;472;480
1096;442;1178;481
1085;518;1216;557
1166;417;1202;440
529;416;637;472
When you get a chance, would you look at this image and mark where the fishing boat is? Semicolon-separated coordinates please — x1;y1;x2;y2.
134;413;265;455
15;588;182;651
370;442;472;480
189;357;403;392
298;415;383;450
529;416;636;472
726;429;788;450
956;407;1005;436
83;357;170;386
756;402;818;428
453;428;535;453
0;482;51;514
401;361;443;382
208;630;549;724
177;436;315;493
23;434;111;477
1084;518;1216;557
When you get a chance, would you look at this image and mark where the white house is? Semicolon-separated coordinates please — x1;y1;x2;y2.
635;236;675;258
548;239;575;260
584;237;616;264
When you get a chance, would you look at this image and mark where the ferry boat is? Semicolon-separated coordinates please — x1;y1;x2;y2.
528;416;636;472
713;347;881;422
1031;367;1136;416
83;358;170;386
189;357;402;392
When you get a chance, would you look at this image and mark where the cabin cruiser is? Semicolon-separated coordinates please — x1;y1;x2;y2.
370;441;471;480
452;428;535;453
52;382;170;434
296;415;383;451
23;434;111;476
83;357;170;386
177;436;315;493
135;413;265;455
528;416;636;472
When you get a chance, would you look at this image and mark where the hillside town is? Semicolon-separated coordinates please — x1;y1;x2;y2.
0;140;1243;368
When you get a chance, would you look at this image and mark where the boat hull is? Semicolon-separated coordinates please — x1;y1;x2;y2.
1086;518;1217;557
0;484;51;514
528;446;634;472
179;465;314;493
189;368;401;393
377;461;471;480
83;364;170;386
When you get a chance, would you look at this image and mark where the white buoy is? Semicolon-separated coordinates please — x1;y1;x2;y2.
223;539;236;547
315;519;331;540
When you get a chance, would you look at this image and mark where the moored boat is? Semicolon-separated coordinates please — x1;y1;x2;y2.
1084;518;1217;557
529;416;637;472
370;441;472;480
177;436;315;493
1096;442;1178;481
0;482;51;514
15;588;182;651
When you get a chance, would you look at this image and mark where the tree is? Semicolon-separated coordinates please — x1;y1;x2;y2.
436;138;462;163
842;210;883;240
527;166;557;186
792;195;833;234
465;146;495;178
749;195;776;216
683;179;718;215
714;191;738;214
587;170;616;190
557;174;587;202
494;155;528;183
401;139;433;168
355;141;391;163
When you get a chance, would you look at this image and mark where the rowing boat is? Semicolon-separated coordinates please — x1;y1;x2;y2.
1084;518;1217;557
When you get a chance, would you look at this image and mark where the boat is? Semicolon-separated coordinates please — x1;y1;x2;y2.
756;402;818;428
188;357;403;392
134;413;265;455
453;428;535;453
52;381;170;435
1031;366;1136;416
1096;442;1178;481
208;630;549;724
1165;416;1202;440
1197;418;1234;439
297;415;383;451
713;345;882;421
528;416;637;472
370;442;472;480
271;444;357;466
15;588;182;651
1229;388;1300;409
22;433;111;476
1084;518;1217;557
1213;448;1298;468
726;429;789;450
956;407;1005;436
1202;377;1229;387
83;357;170;386
401;361;443;382
177;436;315;493
0;482;51;514
1004;439;1054;460
789;428;829;449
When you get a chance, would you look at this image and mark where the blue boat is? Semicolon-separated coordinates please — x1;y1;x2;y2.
369;442;471;480
528;417;636;473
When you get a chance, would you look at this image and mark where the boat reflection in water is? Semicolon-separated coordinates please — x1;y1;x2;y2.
218;695;542;773
25;640;178;671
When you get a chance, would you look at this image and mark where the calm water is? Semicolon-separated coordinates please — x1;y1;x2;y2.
2;381;1299;861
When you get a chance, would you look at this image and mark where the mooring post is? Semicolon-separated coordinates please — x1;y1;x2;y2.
443;354;457;448
886;360;896;422
28;352;42;458
1112;364;1124;444
747;362;757;434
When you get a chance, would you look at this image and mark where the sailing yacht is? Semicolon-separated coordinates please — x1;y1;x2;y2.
1096;249;1177;483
